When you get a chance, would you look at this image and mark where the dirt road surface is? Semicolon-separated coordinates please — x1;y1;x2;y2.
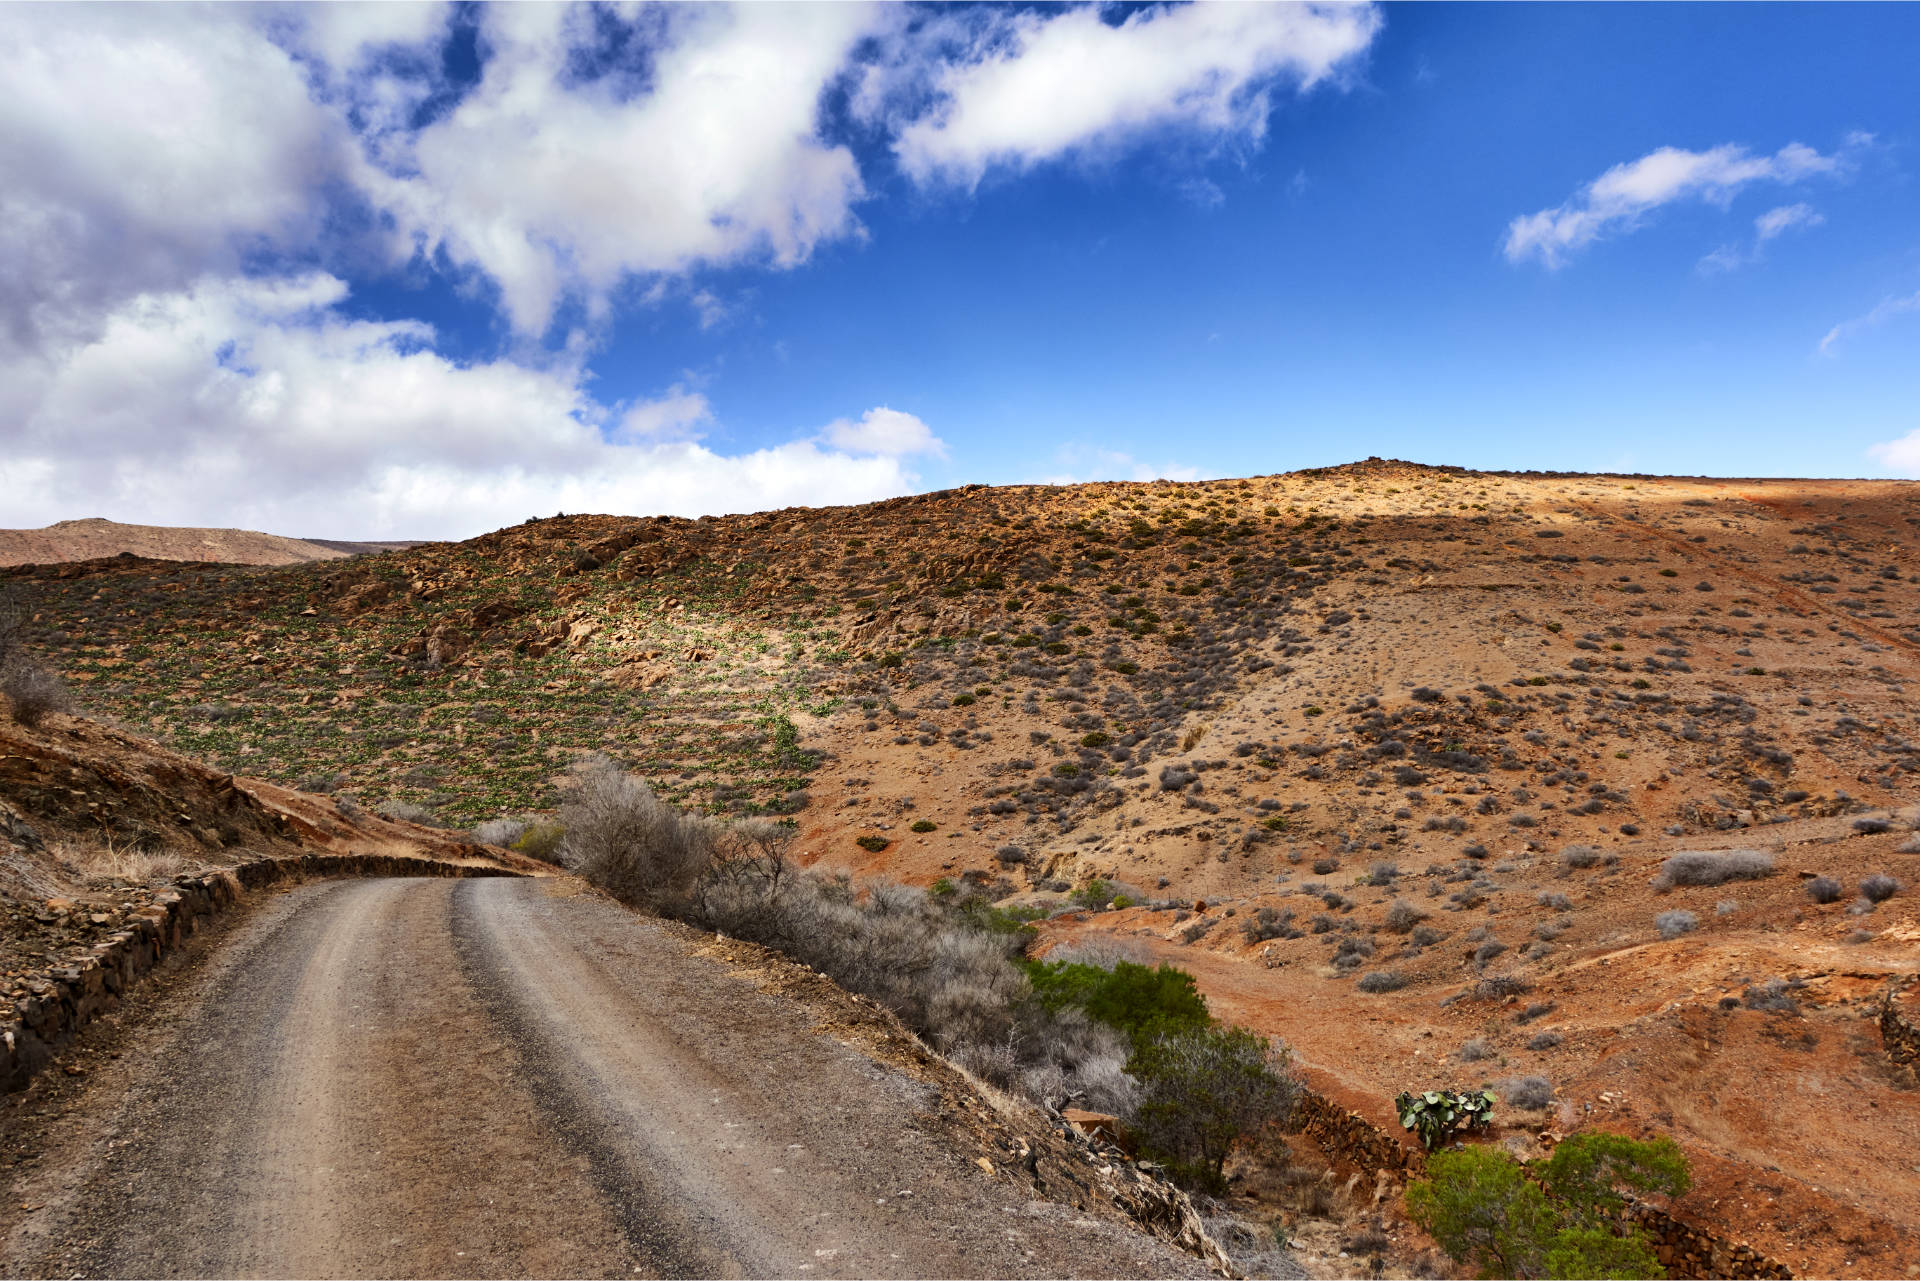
0;877;1208;1279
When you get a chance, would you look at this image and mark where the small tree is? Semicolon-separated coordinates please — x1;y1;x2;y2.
1406;1146;1559;1279
1538;1131;1690;1223
1131;1025;1296;1192
1407;1133;1689;1280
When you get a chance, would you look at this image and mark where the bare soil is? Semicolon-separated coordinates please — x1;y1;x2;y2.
0;517;407;568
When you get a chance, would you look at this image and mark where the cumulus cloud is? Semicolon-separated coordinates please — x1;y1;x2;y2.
0;5;359;353
821;407;946;458
1820;289;1920;356
1867;429;1920;474
372;3;878;335
1;2;1383;537
881;2;1380;188
1506;140;1855;268
1;274;935;538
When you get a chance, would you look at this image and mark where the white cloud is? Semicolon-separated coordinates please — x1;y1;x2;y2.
1820;289;1920;356
884;2;1380;188
821;407;947;458
1;274;935;538
1867;429;1920;474
1036;447;1204;486
1697;202;1825;274
1506;141;1852;268
372;3;880;335
1755;202;1823;242
0;5;359;352
617;390;712;441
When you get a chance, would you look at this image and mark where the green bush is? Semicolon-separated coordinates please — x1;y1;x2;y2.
1407;1133;1689;1280
511;820;566;864
910;819;937;833
1070;877;1115;909
855;834;890;852
1022;958;1210;1056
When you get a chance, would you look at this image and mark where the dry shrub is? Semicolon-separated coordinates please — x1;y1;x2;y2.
1655;909;1698;940
1651;849;1773;891
566;755;1135;1115
65;837;190;885
2;663;70;729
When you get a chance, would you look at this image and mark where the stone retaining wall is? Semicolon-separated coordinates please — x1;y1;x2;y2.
1286;1084;1795;1280
1621;1201;1794;1280
1289;1085;1422;1176
1881;978;1919;1064
2;853;521;1092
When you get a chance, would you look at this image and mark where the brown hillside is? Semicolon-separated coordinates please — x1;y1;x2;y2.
0;517;410;568
6;458;1920;1275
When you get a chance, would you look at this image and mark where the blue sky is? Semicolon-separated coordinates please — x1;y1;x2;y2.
3;2;1917;538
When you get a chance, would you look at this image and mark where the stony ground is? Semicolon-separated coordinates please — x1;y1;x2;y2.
6;457;1920;1276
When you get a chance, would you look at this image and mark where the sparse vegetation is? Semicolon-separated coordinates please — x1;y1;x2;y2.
1651;850;1773;891
1655;909;1698;940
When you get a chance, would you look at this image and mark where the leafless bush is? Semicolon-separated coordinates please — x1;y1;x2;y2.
1475;974;1531;1000
1384;899;1425;933
1046;936;1153;969
1743;978;1801;1014
562;753;716;906
1357;970;1407;993
1536;891;1571;911
1498;1075;1555;1110
1458;1037;1494;1062
2;662;70;729
473;816;530;847
1652;849;1773;891
1656;909;1698;940
1560;844;1601;870
1860;874;1900;904
1807;876;1842;904
1526;1029;1563;1051
376;799;439;826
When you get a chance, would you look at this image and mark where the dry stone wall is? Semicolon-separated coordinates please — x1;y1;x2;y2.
2;853;522;1092
1881;978;1919;1064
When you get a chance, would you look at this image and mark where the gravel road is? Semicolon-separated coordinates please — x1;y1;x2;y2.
0;877;1208;1279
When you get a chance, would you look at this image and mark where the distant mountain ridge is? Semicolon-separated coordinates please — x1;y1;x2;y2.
0;518;416;567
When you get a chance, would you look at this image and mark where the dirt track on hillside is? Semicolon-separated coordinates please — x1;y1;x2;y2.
0;878;1204;1279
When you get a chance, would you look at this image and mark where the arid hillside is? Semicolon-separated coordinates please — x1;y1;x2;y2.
7;458;1920;1276
0;517;411;568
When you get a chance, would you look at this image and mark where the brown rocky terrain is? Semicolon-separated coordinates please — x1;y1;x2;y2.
5;457;1920;1276
0;517;411;568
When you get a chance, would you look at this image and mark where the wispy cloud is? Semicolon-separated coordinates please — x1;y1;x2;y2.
1821;289;1920;355
1036;447;1204;486
1506;138;1860;269
1696;202;1825;275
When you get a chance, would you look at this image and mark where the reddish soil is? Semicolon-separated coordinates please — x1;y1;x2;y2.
0;517;406;567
